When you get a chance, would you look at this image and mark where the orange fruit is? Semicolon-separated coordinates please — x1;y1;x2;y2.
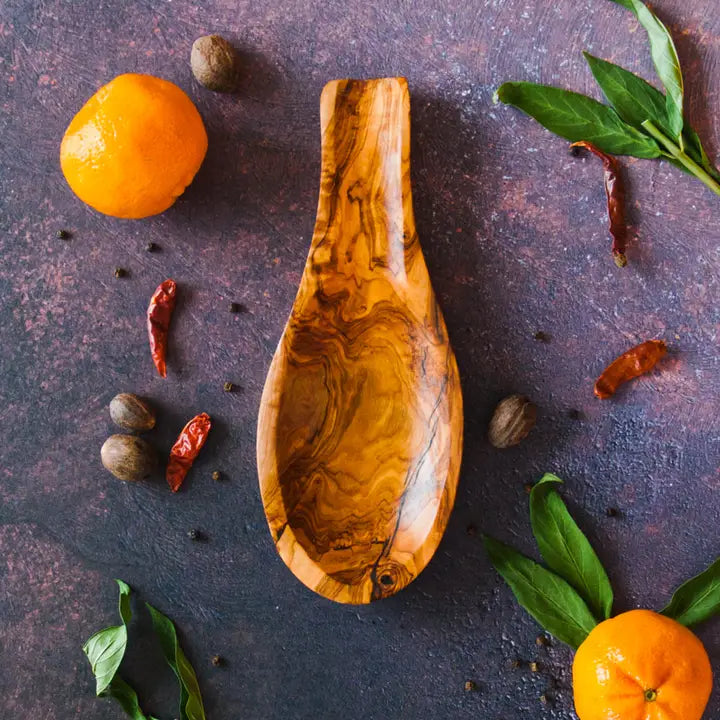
60;73;207;219
573;609;712;720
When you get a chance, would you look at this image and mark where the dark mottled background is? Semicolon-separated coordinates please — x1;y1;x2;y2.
1;0;719;718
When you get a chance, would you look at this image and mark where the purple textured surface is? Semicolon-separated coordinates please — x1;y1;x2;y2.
1;0;719;718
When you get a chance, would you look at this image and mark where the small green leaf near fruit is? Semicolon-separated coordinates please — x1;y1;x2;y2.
485;473;720;647
483;535;597;649
530;474;613;622
662;557;720;628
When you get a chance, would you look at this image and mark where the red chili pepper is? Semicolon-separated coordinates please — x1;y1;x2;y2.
166;413;212;492
147;279;177;378
594;340;667;399
571;141;628;268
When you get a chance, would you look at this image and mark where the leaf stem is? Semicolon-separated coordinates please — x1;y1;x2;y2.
642;119;720;196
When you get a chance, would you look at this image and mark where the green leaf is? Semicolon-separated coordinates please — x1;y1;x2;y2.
496;82;661;158
682;128;720;182
583;51;670;133
83;579;132;695
661;557;720;627
83;627;128;696
84;580;155;720
583;52;720;181
530;474;613;621
608;0;684;138
147;603;206;720
483;535;597;649
100;676;152;720
683;128;707;167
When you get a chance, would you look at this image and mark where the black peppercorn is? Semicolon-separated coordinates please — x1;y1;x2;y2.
114;267;127;278
56;229;71;240
146;242;158;252
211;655;224;667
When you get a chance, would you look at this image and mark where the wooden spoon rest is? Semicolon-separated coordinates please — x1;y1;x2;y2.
257;77;463;603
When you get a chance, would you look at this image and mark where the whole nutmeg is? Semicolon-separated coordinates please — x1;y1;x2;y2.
190;35;240;93
109;393;156;432
488;394;537;448
101;434;157;482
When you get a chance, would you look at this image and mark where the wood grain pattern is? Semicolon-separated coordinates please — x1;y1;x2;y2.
257;77;463;604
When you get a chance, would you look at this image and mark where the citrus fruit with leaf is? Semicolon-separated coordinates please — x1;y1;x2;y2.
574;609;712;720
60;73;207;219
485;474;719;720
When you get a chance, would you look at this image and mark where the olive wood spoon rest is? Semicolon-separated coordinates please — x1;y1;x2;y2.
257;77;463;603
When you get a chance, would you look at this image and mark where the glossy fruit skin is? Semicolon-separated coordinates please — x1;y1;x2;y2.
573;609;712;720
60;73;207;219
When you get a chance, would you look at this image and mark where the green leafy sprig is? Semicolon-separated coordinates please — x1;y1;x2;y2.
494;0;720;196
83;580;206;720
484;474;720;648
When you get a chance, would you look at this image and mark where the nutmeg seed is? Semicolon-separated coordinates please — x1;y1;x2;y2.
101;434;157;482
109;393;156;432
488;394;537;448
190;35;240;93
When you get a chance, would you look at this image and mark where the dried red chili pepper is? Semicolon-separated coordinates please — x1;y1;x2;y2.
167;413;212;492
147;279;177;378
594;340;667;399
571;141;628;268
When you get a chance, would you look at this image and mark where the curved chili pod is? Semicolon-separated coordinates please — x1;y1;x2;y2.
571;141;628;267
147;279;177;378
166;413;212;492
594;340;667;399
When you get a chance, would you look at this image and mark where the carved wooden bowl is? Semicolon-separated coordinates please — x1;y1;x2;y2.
257;77;463;603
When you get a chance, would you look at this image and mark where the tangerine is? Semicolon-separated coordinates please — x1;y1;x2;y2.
573;609;712;720
60;73;207;218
